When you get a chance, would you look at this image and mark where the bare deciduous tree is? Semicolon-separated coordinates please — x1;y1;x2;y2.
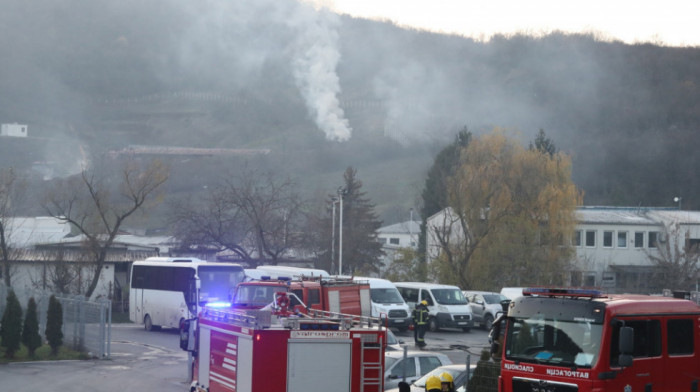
646;222;700;291
169;170;307;267
44;158;168;298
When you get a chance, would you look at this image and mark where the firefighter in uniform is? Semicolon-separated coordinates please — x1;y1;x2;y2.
412;300;430;348
439;372;455;392
425;375;442;392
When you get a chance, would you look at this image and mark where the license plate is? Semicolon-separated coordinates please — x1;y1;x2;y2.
394;320;404;324
458;322;467;325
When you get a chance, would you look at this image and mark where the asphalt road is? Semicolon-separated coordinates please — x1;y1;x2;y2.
0;323;491;391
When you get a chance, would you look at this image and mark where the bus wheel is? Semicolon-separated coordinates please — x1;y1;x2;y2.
144;314;154;332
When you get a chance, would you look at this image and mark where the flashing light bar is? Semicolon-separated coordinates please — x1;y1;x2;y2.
523;287;604;298
204;301;232;308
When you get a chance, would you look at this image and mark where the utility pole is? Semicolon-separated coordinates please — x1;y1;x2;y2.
338;187;345;275
331;197;338;274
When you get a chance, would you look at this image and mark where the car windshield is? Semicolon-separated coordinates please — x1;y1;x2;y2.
505;316;603;368
370;288;405;304
387;330;398;345
431;289;468;305
483;294;508;304
385;356;399;369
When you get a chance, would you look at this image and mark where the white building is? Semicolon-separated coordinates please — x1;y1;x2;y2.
376;219;421;275
0;123;28;137
425;206;700;293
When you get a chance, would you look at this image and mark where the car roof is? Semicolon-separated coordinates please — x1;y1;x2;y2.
463;290;500;295
385;350;448;359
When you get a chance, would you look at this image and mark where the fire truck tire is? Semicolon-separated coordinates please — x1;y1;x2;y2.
428;317;440;332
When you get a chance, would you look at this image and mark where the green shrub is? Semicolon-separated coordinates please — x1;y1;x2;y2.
45;295;63;355
467;349;501;392
0;290;23;358
22;297;42;356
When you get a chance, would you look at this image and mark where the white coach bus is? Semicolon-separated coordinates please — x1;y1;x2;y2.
129;257;245;331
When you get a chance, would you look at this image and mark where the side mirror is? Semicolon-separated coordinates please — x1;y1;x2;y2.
618;326;634;367
180;318;197;352
186;278;199;315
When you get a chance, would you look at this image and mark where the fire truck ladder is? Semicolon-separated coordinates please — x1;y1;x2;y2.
359;334;384;392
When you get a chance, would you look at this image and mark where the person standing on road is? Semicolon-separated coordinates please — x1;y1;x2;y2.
412;300;430;348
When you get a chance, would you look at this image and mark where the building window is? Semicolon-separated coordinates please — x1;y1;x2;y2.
617;231;627;248
389;238;400;245
585;230;596;247
634;232;644;248
603;231;613;248
378;237;387;244
649;232;658;248
573;230;582;247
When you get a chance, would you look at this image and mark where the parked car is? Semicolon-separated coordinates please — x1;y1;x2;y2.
386;329;405;352
384;363;477;392
463;291;509;330
384;350;453;390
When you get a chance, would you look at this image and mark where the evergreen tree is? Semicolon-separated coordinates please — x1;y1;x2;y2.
0;289;23;358
418;128;471;278
45;295;63;355
529;129;557;157
22;297;42;357
330;167;384;275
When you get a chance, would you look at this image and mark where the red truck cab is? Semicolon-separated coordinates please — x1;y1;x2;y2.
496;287;700;392
231;276;371;317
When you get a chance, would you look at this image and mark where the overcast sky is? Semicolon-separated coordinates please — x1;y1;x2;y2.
326;0;700;47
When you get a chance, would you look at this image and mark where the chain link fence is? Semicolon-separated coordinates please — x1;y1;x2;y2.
0;284;111;358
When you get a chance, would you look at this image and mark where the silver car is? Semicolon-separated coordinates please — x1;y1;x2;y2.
384;350;453;390
463;291;508;330
384;363;477;392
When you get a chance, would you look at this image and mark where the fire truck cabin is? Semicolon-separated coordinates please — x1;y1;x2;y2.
497;287;700;392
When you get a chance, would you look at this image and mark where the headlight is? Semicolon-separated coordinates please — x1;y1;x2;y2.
437;305;449;312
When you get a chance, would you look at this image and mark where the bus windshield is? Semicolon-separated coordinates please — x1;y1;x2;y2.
198;265;245;303
504;300;604;368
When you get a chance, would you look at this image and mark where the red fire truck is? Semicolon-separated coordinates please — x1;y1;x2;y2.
180;292;387;392
494;287;700;392
230;276;371;317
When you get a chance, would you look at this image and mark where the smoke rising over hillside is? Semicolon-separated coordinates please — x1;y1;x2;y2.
1;0;699;211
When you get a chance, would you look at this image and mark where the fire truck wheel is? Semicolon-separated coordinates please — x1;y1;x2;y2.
428;317;440;332
144;314;154;332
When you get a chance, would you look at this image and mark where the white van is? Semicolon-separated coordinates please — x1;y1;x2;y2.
395;282;474;332
353;277;412;331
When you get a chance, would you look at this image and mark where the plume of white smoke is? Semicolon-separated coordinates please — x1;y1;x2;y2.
288;4;352;142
